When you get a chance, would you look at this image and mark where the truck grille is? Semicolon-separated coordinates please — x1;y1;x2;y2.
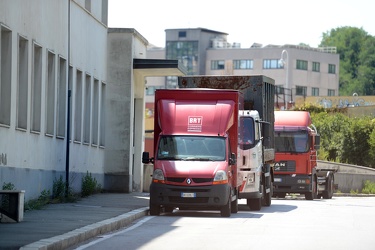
165;177;213;184
169;197;209;204
274;161;296;172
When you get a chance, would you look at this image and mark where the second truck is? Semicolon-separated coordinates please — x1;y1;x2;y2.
142;75;275;216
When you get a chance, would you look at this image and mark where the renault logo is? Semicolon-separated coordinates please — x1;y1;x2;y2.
186;178;192;185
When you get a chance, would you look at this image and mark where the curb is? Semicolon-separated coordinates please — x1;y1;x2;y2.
20;207;149;250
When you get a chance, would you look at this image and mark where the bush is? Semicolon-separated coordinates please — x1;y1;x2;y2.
81;171;101;197
2;182;15;190
362;180;375;194
24;190;51;211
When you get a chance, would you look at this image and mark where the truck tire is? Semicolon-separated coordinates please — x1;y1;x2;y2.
322;174;334;199
231;196;238;213
149;202;161;216
262;175;272;207
247;198;261;211
164;206;174;213
305;176;317;200
221;197;231;217
277;193;286;198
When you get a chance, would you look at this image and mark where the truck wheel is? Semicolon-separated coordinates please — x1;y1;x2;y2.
277;193;286;198
247;198;261;211
231;197;238;213
305;176;317;200
322;175;334;199
221;198;231;217
164;206;174;213
149;202;161;216
262;177;272;207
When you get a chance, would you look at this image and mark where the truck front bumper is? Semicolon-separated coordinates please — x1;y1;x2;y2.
273;174;312;194
149;182;230;210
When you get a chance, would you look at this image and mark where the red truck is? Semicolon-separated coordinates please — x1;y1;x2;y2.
142;88;243;217
273;111;336;200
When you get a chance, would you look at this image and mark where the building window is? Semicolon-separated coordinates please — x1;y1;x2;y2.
99;82;106;147
85;0;91;11
328;89;335;96
233;59;253;69
296;60;308;70
178;31;186;38
312;62;320;72
83;73;91;144
276;85;285;94
31;42;42;132
17;35;28;130
166;41;198;75
296;85;307;96
0;26;12;126
46;51;56;136
92;78;99;146
75;70;83;142
263;59;282;69
312;87;319;96
329;64;336;74
211;60;225;70
57;56;66;138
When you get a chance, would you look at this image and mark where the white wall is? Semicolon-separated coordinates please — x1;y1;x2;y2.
0;0;107;200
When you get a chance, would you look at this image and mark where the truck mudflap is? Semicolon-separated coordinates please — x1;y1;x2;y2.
149;182;231;210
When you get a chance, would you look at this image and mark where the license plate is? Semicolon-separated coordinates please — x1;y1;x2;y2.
274;178;282;183
181;192;196;198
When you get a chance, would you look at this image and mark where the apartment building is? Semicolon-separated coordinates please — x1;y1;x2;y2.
147;28;340;109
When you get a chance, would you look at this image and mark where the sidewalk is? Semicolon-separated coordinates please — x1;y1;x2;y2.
0;192;150;250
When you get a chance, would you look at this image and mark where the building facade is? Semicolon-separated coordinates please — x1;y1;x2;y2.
148;28;340;109
0;0;185;201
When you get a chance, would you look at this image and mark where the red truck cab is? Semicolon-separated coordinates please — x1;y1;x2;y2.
273;111;320;200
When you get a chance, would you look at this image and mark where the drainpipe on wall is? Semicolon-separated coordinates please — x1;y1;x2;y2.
65;0;71;197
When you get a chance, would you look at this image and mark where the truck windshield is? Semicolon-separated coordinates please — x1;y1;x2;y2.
275;131;309;153
157;136;226;161
239;116;255;150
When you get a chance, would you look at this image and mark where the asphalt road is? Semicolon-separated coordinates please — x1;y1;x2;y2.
72;196;375;250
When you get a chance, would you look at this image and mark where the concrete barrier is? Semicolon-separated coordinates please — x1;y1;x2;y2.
0;190;25;222
318;161;375;193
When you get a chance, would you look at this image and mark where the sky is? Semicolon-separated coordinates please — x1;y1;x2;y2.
108;0;375;48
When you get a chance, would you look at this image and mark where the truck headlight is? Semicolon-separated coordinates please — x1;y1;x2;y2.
152;169;165;183
213;170;228;184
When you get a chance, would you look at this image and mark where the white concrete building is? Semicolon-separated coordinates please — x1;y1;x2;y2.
0;0;185;201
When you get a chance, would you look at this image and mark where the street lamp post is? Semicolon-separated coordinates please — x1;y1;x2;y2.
279;49;289;110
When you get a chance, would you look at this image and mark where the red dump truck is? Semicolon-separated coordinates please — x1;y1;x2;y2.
273;111;336;200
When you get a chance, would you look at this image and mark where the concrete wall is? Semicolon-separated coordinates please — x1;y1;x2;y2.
105;28;148;192
318;161;375;193
0;0;108;200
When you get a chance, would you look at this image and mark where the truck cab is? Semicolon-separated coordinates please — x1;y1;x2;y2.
273;111;324;200
142;89;241;217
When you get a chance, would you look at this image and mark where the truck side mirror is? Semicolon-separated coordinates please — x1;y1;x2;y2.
142;152;154;164
229;153;236;165
314;135;320;150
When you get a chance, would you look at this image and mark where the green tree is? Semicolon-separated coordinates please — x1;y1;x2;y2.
341;117;374;166
320;26;375;95
368;120;375;168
